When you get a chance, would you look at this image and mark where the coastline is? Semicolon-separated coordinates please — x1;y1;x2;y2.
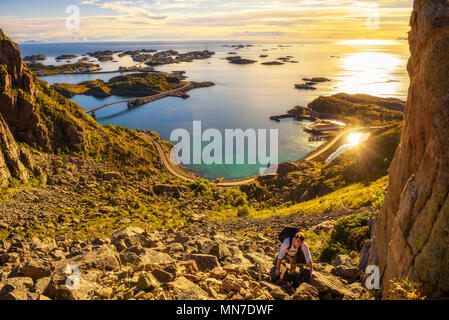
148;125;373;185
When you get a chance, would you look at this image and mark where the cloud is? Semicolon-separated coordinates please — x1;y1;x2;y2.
232;31;286;37
1;0;413;42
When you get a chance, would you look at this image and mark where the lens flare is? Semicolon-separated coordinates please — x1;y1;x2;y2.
348;133;365;146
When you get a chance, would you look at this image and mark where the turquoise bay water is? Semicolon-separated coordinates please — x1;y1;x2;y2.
20;41;410;180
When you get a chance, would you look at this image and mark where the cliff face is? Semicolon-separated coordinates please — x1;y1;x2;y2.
0;29;101;154
373;0;449;298
0;29;106;187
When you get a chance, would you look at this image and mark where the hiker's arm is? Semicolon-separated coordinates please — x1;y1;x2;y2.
307;261;314;276
302;243;314;276
276;242;288;275
275;258;283;275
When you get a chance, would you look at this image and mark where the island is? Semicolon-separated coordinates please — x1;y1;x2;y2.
52;72;188;98
302;77;331;82
270;105;318;122
294;83;317;90
86;50;118;61
55;54;78;60
295;77;332;90
145;50;215;66
118;49;158;62
23;54;46;61
223;44;253;50
27;61;101;76
270;93;404;127
261;61;284;65
226;56;257;64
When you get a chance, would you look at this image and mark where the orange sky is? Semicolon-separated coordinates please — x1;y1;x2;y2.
0;0;413;42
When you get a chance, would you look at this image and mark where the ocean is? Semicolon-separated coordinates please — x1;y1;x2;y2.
19;41;410;180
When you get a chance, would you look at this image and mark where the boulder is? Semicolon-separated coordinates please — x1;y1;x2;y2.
163;265;177;279
140;248;175;267
137;274;160;292
187;254;219;271
166;243;184;254
209;242;231;261
95;287;113;299
19;260;52;280
33;277;51;295
110;226;158;250
119;251;141;265
2;288;28;300
110;226;145;243
332;255;353;268
292;283;320;300
211;267;227;280
45;270;101;300
260;281;290;300
0;277;34;299
171;277;209;300
222;276;242;292
153;184;187;198
152;268;174;282
61;244;121;271
310;271;354;299
331;265;363;282
222;250;253;270
244;252;273;274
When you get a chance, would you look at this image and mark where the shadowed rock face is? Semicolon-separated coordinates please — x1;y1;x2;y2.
0;28;95;155
0;29;50;151
373;0;449;298
0;29;105;186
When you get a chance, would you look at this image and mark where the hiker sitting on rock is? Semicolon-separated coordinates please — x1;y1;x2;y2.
275;229;314;281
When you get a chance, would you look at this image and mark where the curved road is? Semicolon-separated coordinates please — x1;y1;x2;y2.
142;133;257;187
142;126;381;187
303;126;378;161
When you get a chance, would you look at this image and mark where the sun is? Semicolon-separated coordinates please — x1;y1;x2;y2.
348;133;365;146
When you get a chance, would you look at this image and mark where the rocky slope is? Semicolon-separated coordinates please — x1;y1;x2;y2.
371;0;449;298
0;218;369;300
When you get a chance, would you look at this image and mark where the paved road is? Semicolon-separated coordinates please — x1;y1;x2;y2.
303;127;367;161
142;133;257;187
141;126;381;187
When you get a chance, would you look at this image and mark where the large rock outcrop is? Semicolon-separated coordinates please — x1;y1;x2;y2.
0;29;107;186
373;0;449;298
0;28;98;155
0;113;29;187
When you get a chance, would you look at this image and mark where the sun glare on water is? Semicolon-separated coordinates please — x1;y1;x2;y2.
333;51;404;97
337;40;399;46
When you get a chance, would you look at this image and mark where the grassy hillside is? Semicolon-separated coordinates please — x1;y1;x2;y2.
308;93;404;125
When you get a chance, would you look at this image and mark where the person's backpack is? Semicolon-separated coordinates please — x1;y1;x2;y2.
278;227;299;250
